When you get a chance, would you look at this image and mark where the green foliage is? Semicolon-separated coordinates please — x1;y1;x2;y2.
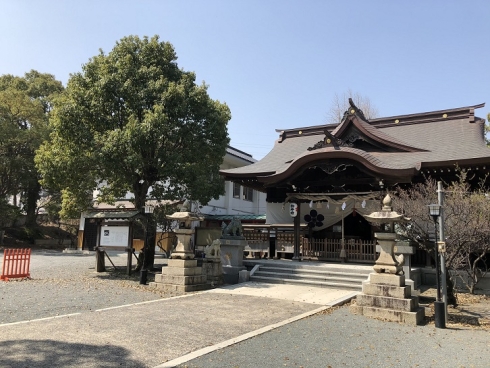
0;71;63;224
0;199;21;230
36;35;230;218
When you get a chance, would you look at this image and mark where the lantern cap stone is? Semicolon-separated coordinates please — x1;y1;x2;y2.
365;194;410;223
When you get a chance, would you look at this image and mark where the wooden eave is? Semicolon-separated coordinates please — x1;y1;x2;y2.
419;157;490;171
258;149;419;186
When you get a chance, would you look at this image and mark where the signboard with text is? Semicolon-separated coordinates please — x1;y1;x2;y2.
99;226;130;247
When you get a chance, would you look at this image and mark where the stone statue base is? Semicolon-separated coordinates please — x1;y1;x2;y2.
202;258;224;287
350;272;425;325
150;259;208;293
220;238;247;284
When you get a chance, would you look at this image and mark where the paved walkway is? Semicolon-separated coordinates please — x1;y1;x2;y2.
0;281;355;368
2;251;489;367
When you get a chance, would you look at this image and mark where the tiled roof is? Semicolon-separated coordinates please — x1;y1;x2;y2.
204;214;266;221
221;103;489;183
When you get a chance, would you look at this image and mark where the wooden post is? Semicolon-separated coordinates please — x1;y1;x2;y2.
95;221;105;272
267;227;271;259
293;201;301;261
340;214;346;262
96;248;106;272
127;224;133;276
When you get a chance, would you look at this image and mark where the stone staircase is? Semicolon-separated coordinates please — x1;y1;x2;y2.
244;260;372;290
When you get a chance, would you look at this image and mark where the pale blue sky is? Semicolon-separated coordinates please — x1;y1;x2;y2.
1;1;489;159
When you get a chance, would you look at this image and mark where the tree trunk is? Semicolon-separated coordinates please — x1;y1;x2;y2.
133;181;155;270
24;181;41;227
446;273;457;307
142;213;156;270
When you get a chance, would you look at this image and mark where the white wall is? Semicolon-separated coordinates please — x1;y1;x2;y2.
91;147;266;217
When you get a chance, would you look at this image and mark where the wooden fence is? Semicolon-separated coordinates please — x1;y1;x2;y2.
301;238;377;263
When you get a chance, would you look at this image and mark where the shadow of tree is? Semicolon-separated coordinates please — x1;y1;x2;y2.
0;339;145;367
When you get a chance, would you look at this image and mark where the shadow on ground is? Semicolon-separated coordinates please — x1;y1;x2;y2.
0;339;145;368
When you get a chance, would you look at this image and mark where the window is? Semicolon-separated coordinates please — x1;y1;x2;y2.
243;186;253;201
233;182;241;198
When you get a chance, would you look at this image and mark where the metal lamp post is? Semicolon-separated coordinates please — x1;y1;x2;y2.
139;204;155;285
428;203;445;328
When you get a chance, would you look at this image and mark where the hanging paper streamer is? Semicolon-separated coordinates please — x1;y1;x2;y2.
341;202;346;211
362;200;366;208
309;200;313;208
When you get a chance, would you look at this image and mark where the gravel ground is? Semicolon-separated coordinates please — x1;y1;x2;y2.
0;250;170;324
2;250;490;368
178;307;490;368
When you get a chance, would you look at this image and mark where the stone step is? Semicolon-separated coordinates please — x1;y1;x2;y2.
355;293;420;312
253;270;367;284
244;262;372;275
256;266;369;279
350;304;425;325
249;275;362;290
149;281;208;293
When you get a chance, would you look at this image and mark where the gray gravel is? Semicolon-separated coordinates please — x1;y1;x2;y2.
178;308;490;368
0;250;320;367
0;250;168;324
2;250;490;368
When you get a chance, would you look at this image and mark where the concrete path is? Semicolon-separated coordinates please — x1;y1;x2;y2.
0;282;356;368
206;281;358;305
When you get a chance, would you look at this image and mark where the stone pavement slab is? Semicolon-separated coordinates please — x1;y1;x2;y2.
205;281;358;305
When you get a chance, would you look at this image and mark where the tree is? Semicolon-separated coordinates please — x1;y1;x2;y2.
0;71;63;227
393;172;490;297
326;89;379;124
36;35;231;267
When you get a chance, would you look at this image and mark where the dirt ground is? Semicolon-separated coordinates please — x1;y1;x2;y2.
419;287;490;328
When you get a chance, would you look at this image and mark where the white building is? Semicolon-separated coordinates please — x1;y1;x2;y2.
78;146;266;251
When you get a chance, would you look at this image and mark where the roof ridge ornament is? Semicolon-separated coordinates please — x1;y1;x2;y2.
307;128;353;151
343;98;368;122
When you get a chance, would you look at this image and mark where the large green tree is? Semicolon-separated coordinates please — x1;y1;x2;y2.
36;35;230;264
0;71;63;227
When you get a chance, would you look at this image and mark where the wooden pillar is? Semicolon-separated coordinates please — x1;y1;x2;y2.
340;214;346;262
293;201;301;261
96;249;106;272
126;223;133;276
95;221;105;272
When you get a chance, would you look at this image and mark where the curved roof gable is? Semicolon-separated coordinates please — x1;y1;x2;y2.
220;101;488;191
309;99;426;153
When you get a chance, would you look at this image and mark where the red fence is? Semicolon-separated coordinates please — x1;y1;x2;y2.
1;248;31;281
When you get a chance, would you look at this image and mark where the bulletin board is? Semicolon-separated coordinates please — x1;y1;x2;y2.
99;226;130;247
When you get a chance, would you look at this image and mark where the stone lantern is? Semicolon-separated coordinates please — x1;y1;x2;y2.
364;194;408;275
350;194;425;325
167;211;203;259
149;210;208;293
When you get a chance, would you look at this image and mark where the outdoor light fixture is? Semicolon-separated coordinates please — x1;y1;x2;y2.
144;204;155;214
428;203;445;329
428;203;441;222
